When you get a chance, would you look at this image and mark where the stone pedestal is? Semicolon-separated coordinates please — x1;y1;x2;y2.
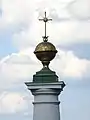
25;82;65;120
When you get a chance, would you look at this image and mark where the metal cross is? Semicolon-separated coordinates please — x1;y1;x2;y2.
39;11;52;42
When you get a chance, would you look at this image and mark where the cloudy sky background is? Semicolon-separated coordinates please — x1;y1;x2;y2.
0;0;90;120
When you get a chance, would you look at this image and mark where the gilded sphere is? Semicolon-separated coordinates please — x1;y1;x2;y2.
34;42;57;52
34;42;57;67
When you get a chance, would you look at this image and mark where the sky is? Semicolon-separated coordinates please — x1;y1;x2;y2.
0;0;90;120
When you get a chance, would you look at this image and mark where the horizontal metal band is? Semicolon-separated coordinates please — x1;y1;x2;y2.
33;101;60;105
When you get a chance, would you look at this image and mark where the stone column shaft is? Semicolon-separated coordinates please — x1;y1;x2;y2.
33;88;60;120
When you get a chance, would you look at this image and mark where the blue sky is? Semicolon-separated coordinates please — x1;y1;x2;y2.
0;0;90;120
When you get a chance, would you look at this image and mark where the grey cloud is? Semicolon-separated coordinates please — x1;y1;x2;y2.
58;42;90;60
67;0;90;21
49;11;71;22
38;0;90;22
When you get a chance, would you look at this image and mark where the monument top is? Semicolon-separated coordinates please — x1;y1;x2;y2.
34;11;57;69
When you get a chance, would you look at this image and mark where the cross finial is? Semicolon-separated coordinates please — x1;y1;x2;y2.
39;11;52;42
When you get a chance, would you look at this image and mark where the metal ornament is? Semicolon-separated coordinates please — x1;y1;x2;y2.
34;12;57;68
39;11;52;42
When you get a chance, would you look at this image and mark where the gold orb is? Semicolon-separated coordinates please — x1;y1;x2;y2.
34;42;57;67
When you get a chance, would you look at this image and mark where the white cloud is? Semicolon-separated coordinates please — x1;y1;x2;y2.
0;60;40;85
2;0;35;24
12;1;90;49
0;47;90;113
0;92;29;114
13;18;90;50
68;0;90;20
51;49;90;79
0;0;90;92
0;48;42;85
0;48;90;85
0;0;37;37
0;0;90;116
0;0;90;50
69;22;90;40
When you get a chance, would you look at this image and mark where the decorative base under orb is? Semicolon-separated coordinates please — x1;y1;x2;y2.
33;67;58;83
